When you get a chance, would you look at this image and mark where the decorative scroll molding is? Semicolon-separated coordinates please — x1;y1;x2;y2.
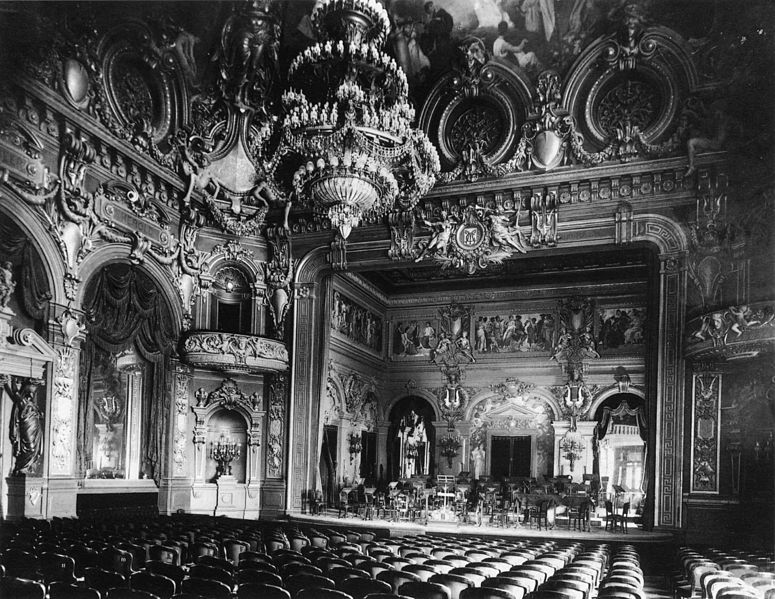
194;378;260;412
266;373;287;478
690;368;722;494
181;331;289;374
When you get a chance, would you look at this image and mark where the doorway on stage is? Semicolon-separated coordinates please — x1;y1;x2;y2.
387;396;436;481
490;435;532;480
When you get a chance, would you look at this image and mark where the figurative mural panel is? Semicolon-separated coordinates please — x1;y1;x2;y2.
473;312;555;354
393;318;440;357
331;291;383;353
597;307;646;352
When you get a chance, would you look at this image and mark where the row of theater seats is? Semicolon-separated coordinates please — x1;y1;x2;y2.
0;515;651;599
673;546;775;599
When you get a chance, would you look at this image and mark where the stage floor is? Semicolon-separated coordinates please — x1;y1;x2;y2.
288;511;675;544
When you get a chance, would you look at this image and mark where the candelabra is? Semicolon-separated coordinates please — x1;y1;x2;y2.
212;434;240;479
348;432;362;463
560;431;585;472
440;434;462;469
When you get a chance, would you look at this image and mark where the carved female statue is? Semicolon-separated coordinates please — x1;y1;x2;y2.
472;444;486;480
7;377;43;476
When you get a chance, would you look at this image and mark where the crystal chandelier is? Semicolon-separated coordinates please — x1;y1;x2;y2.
278;0;439;238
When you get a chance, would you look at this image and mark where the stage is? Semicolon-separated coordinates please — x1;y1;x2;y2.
287;510;676;544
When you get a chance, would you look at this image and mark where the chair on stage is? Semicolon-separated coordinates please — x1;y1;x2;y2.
604;500;616;532
615;502;630;533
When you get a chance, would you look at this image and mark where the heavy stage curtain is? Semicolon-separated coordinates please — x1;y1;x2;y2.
77;266;175;484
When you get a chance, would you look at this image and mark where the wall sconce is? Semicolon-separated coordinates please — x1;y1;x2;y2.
440;433;462;468
348;433;362;462
560;431;585;472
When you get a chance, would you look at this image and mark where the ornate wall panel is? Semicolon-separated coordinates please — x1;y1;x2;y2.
690;367;722;494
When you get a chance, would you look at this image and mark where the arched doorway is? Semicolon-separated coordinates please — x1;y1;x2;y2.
592;393;648;516
387;396;437;481
76;263;176;483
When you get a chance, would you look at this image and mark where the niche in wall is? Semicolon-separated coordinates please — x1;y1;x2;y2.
205;409;247;483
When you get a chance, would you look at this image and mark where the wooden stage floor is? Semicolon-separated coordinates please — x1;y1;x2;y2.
287;511;675;544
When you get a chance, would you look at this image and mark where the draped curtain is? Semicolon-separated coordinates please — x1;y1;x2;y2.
77;266;176;485
593;399;650;494
0;219;52;321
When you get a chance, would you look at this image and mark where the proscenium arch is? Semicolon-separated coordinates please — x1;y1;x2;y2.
287;214;687;528
0;187;68;305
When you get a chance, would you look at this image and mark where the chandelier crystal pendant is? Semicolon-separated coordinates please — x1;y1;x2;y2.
279;0;439;238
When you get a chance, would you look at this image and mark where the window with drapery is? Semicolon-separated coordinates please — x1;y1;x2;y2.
77;264;176;484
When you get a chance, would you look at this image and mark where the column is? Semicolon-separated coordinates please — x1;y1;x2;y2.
287;280;318;512
158;361;194;515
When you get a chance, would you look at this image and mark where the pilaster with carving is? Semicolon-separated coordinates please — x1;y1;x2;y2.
690;365;722;494
265;226;295;340
47;303;85;479
265;372;287;480
655;253;687;528
171;363;192;478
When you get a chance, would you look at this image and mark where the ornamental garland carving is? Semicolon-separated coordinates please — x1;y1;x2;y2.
183;332;289;364
50;347;77;476
173;368;191;477
266;373;287;478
